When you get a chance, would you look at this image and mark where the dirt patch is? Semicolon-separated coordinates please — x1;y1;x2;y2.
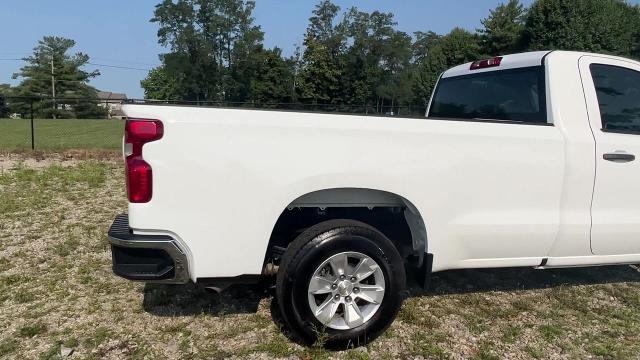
0;151;120;173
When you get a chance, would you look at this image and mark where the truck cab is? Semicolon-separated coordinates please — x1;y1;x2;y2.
427;51;640;267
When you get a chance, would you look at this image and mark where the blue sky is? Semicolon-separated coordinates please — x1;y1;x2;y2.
1;0;637;98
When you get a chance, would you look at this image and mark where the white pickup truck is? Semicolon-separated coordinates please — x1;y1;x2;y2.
108;50;640;346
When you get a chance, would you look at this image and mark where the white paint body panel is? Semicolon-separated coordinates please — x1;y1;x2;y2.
122;51;640;281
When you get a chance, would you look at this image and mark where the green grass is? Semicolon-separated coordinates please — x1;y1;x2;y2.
0;338;19;357
0;161;109;216
3;156;640;359
538;324;564;342
0;118;123;151
18;322;47;337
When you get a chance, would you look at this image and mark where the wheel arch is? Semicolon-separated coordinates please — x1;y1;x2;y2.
265;187;429;268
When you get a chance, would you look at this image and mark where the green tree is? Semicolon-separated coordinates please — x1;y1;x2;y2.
149;0;265;102
634;5;640;58
439;28;482;66
374;29;413;114
12;36;102;118
341;8;379;108
299;2;414;113
479;0;526;55
524;0;640;56
412;28;480;109
248;48;295;105
0;84;11;118
0;98;7;118
140;66;182;100
412;31;441;63
412;44;447;109
297;0;346;105
342;9;412;112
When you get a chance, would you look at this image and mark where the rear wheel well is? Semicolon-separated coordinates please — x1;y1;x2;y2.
264;189;428;272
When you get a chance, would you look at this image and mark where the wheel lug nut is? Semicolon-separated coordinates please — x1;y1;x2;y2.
350;276;357;282
340;275;346;280
345;296;352;302
334;294;340;300
353;287;359;293
331;284;337;289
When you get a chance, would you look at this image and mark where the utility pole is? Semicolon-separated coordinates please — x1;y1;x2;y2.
51;58;56;119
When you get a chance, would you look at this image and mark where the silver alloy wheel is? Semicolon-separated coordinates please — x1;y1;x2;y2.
307;251;386;330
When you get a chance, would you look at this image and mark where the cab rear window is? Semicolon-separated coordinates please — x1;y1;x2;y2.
428;66;547;124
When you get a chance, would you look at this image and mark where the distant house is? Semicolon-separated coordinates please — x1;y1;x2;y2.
97;91;128;119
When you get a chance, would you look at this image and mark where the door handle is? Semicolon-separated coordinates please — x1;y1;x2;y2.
603;152;636;163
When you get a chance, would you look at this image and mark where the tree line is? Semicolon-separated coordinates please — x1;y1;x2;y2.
141;0;640;115
2;0;640;118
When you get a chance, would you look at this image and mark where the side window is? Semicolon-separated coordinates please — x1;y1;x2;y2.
590;64;640;133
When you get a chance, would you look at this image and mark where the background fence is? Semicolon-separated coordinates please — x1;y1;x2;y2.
0;96;427;152
1;96;124;151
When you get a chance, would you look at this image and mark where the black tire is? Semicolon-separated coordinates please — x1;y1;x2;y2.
275;219;406;348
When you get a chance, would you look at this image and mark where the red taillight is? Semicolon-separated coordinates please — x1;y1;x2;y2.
127;158;153;203
470;56;503;70
125;119;163;203
125;119;164;146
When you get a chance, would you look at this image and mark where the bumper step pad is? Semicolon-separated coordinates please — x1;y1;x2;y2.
108;214;189;284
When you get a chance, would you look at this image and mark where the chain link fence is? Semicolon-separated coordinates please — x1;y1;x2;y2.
0;96;427;152
0;96;124;151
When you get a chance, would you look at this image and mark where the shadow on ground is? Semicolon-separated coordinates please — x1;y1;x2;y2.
142;282;270;316
419;264;640;297
142;265;640;317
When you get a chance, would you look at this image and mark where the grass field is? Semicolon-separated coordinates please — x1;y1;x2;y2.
2;154;640;359
0;119;123;151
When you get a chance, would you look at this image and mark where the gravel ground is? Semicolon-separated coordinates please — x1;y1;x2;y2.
1;154;640;359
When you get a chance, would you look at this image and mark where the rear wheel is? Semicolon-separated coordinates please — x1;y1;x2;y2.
275;219;406;348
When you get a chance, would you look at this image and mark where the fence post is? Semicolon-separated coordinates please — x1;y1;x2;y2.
30;100;35;151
